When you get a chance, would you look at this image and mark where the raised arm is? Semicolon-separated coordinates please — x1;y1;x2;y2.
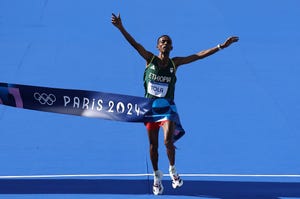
172;36;239;68
111;13;153;63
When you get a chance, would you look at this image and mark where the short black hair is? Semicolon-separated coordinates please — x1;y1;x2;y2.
157;35;172;44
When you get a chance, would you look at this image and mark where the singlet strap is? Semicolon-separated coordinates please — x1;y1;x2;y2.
146;55;156;67
170;58;177;73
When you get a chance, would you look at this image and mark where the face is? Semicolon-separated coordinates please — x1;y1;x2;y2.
157;35;173;53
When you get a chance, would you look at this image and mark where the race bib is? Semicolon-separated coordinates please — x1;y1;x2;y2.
147;81;169;97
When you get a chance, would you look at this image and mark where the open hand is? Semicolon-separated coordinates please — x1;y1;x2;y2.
111;13;122;29
221;36;239;48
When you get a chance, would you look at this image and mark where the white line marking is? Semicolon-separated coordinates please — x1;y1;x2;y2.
0;174;300;179
179;174;300;177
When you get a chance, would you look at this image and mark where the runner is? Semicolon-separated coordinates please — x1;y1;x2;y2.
111;13;238;195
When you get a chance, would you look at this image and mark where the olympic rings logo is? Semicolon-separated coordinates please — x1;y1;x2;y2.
34;92;56;106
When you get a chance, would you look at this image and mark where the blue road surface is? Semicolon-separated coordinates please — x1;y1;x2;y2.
1;0;300;198
1;177;300;198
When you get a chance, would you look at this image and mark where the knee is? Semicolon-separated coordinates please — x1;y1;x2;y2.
150;143;158;152
164;139;175;150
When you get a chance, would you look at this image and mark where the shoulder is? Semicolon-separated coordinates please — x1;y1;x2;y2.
170;57;179;69
146;55;157;67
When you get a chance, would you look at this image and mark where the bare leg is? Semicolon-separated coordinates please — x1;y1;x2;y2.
163;120;175;166
147;128;159;171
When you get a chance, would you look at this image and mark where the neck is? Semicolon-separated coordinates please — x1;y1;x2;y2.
157;53;170;68
158;52;170;61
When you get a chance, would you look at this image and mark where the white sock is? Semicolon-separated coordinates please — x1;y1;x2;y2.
154;170;161;184
169;165;176;173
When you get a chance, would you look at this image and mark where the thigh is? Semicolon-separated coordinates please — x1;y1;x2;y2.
147;128;160;146
162;120;175;142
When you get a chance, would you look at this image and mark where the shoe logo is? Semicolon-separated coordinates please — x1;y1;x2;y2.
34;92;56;105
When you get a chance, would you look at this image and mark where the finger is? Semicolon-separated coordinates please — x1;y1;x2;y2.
117;13;120;18
112;13;117;19
232;36;239;41
228;37;238;43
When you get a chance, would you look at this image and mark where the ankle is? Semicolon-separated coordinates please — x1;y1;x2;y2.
169;165;176;174
154;170;160;176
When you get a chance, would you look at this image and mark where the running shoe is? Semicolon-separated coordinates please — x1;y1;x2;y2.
153;170;164;195
169;165;183;189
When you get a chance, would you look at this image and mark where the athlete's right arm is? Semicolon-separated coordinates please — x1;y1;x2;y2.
111;13;153;63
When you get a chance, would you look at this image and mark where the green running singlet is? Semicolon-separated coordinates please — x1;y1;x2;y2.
143;56;177;100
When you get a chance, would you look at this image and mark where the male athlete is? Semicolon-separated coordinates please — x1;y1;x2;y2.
111;13;238;195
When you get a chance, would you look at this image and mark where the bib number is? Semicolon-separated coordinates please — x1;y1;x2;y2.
147;81;168;97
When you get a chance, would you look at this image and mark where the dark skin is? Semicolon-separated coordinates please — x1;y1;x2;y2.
111;13;239;171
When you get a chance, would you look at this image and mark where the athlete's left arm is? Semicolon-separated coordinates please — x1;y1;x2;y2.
172;36;239;68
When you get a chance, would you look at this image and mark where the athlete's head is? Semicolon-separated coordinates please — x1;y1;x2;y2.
157;35;173;53
157;35;172;44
